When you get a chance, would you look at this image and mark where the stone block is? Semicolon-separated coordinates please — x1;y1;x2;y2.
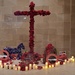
4;14;16;22
0;0;4;6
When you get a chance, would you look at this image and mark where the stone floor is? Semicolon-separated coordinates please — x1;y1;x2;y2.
0;63;75;75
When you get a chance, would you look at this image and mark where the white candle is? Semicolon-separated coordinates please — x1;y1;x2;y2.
52;64;54;68
9;64;12;69
5;65;8;69
57;61;60;66
45;65;48;69
64;59;67;63
14;67;17;71
13;65;15;70
25;66;28;71
72;56;74;59
29;64;32;70
0;61;2;67
35;65;38;69
17;66;21;71
0;65;3;68
0;63;2;66
33;64;36;69
4;63;7;68
63;62;66;65
55;62;58;67
45;62;48;66
72;59;75;63
49;65;51;68
0;60;2;64
68;58;71;62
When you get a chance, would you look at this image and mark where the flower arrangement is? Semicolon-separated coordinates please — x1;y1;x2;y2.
21;52;41;64
19;61;26;71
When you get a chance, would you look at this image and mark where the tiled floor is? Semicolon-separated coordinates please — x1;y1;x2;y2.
0;63;75;75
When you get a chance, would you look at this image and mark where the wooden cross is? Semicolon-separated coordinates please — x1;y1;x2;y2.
14;2;51;53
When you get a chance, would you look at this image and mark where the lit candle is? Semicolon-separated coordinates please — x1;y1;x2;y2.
51;64;54;68
63;62;66;65
55;62;58;67
17;66;21;71
0;60;2;62
45;62;48;66
45;65;48;69
33;64;36;69
64;59;67;63
0;63;2;66
69;56;75;63
0;65;3;68
14;67;17;71
57;61;60;66
35;65;38;69
29;64;32;70
6;65;8;69
4;63;7;68
49;65;51;68
72;59;75;63
9;64;12;69
25;66;28;71
0;61;2;68
13;64;15;70
58;61;60;64
72;56;74;59
68;58;71;63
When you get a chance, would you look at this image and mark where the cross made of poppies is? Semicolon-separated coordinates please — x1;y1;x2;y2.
14;2;51;53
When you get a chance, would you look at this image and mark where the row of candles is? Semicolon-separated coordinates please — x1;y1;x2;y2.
0;56;75;71
0;61;38;71
43;56;75;69
63;56;75;65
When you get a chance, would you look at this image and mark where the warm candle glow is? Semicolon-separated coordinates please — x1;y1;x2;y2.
68;58;71;62
5;65;8;69
55;62;58;67
14;67;17;71
51;64;54;68
17;66;21;71
45;65;48;69
0;65;3;68
29;64;32;70
35;65;38;69
9;64;12;69
33;64;36;69
56;61;60;66
0;63;2;66
45;62;48;66
65;59;67;63
57;61;60;64
72;56;74;59
63;62;66;65
72;59;75;63
25;66;28;71
69;56;75;63
0;61;2;67
4;63;6;67
13;65;16;70
49;65;51;68
0;60;2;63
